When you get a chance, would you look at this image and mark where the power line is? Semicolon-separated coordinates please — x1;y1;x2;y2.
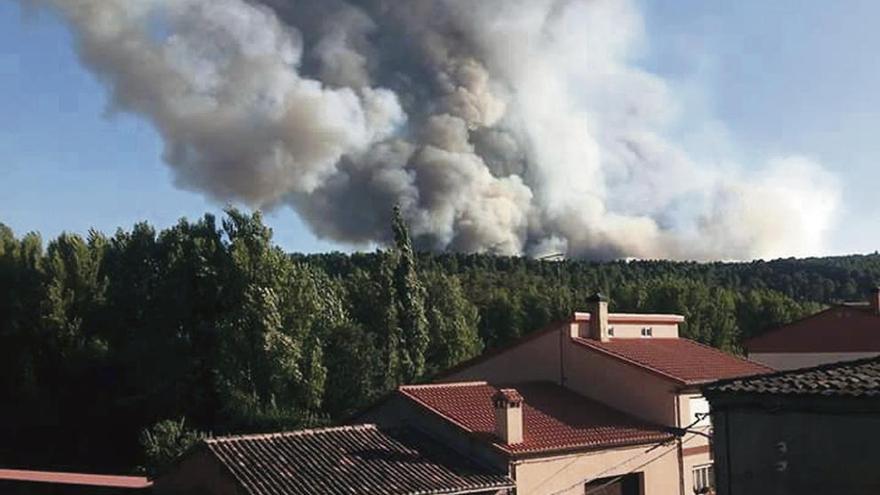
580;433;702;495
538;415;708;495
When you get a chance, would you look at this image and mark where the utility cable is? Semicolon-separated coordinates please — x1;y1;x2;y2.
577;433;702;495
535;414;708;495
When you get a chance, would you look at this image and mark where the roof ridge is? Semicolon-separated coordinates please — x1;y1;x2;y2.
400;380;488;390
205;423;377;443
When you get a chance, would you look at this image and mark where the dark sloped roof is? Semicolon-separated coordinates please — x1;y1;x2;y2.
573;337;772;385
745;305;880;353
704;355;880;397
399;381;674;456
204;424;513;495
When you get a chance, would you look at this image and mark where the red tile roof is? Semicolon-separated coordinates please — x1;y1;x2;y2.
745;306;880;353
0;469;151;489
399;381;674;456
573;337;772;385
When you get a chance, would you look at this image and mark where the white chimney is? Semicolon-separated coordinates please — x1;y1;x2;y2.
870;287;880;315
492;388;523;444
586;292;610;342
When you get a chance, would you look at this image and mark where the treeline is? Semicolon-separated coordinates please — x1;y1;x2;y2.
0;209;874;473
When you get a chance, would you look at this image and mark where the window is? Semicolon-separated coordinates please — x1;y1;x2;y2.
585;473;642;495
640;327;653;337
693;464;714;494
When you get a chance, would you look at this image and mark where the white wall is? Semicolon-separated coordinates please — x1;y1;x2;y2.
512;442;681;495
441;326;562;384
678;394;713;495
571;313;682;339
563;338;679;426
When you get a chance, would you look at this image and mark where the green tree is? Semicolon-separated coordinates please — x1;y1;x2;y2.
0;227;44;400
736;288;822;340
7;209;879;474
217;210;302;430
150;214;226;428
323;322;381;419
424;271;482;375
378;256;403;389
390;206;429;382
140;418;208;477
41;231;108;357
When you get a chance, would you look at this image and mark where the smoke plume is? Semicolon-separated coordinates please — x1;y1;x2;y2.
23;0;840;259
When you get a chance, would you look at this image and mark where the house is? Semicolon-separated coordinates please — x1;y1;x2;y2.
0;469;151;494
702;355;880;495
363;294;771;494
745;288;880;370
152;424;514;495
363;380;680;495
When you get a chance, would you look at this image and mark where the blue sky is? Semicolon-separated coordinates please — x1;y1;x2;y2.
2;1;879;255
0;0;343;252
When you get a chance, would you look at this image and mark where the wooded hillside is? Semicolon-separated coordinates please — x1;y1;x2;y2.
1;209;874;473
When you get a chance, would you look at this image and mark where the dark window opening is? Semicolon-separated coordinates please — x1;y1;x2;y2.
585;472;642;495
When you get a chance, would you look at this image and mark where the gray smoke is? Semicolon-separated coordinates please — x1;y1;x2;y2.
22;0;840;259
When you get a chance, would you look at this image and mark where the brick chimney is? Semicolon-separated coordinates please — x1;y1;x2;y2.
492;389;523;444
586;292;610;342
870;287;880;315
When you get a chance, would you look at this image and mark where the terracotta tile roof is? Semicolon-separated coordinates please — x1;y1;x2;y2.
745;305;880;353
573;337;772;385
399;382;674;456
704;355;880;398
0;469;151;489
202;424;513;495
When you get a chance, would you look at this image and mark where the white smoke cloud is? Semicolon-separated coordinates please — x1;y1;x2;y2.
22;0;841;260
38;0;404;205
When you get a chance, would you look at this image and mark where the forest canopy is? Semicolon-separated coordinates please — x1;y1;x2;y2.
1;209;875;473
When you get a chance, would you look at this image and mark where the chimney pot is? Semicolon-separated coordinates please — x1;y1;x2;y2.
586;292;610;342
492;389;523;444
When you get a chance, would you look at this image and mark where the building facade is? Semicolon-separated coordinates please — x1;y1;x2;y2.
745;288;880;370
703;356;880;495
364;294;770;494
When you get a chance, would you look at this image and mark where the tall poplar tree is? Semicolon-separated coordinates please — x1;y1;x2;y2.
391;206;429;382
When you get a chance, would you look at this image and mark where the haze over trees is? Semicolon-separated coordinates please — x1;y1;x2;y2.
1;209;874;473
